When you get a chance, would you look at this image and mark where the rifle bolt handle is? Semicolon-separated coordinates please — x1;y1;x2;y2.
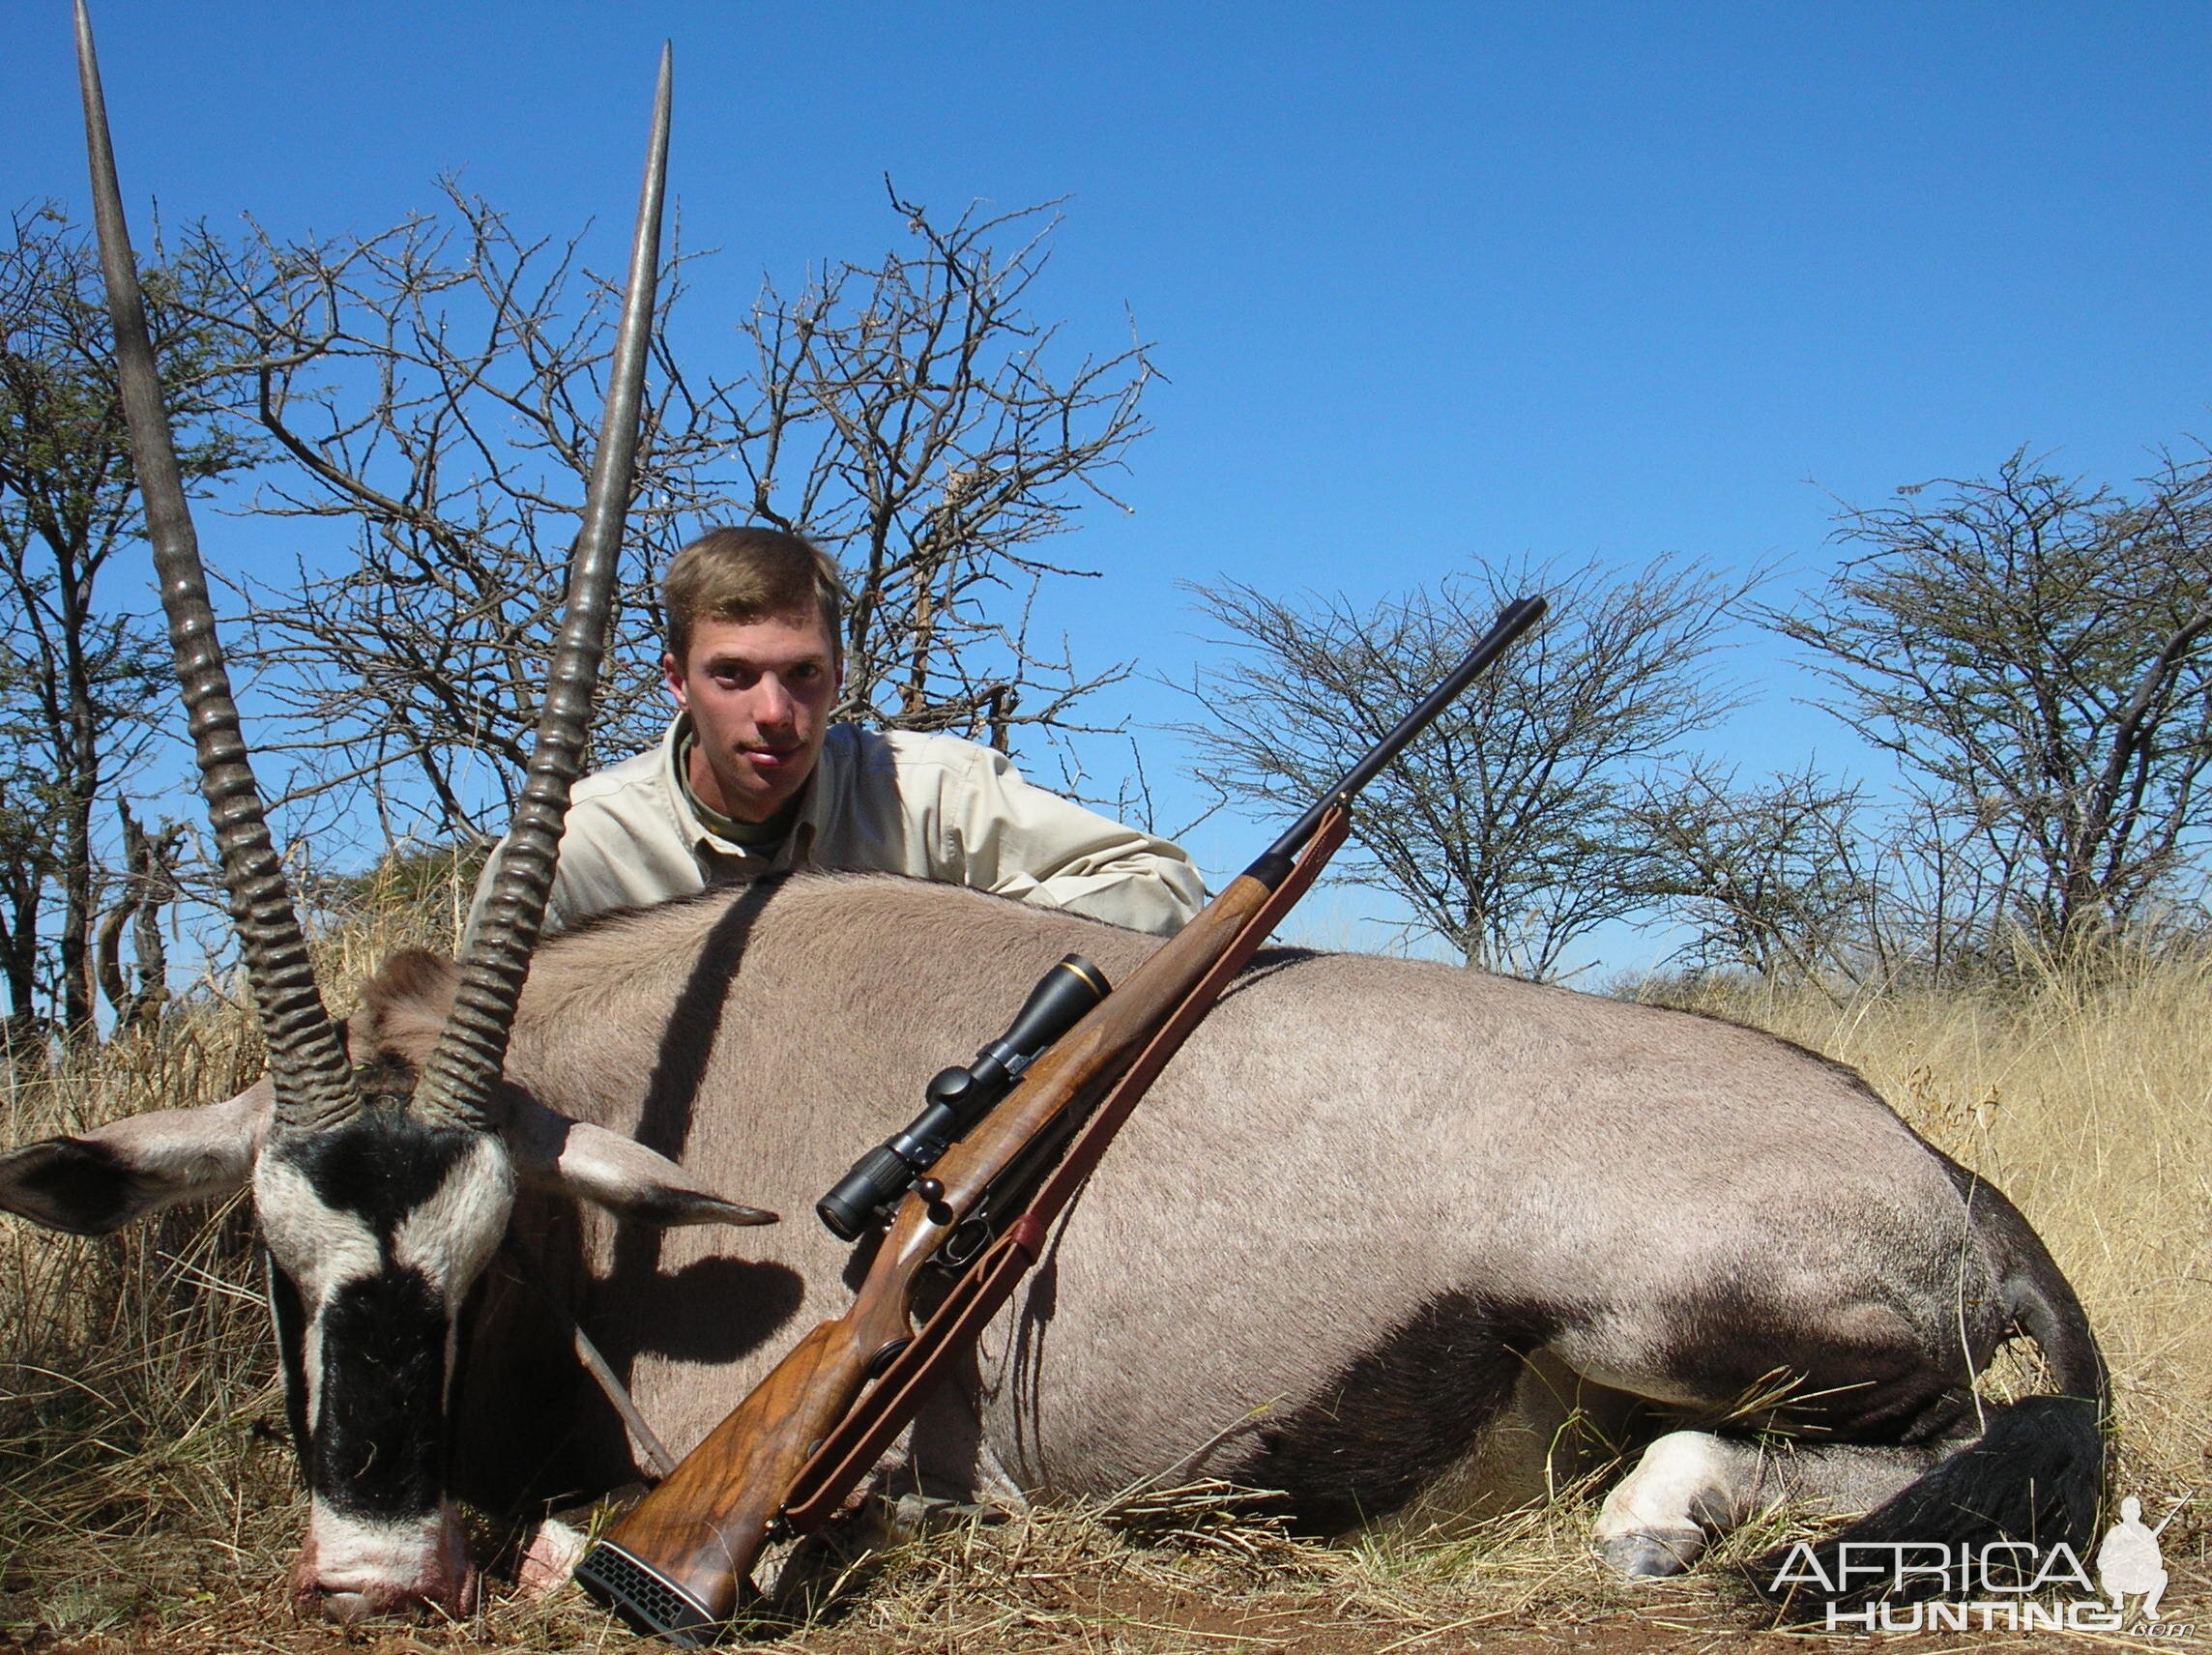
915;1178;954;1226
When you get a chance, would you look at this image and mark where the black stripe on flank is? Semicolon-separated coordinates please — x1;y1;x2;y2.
632;875;786;1161
1249;1292;1540;1532
1650;1280;1969;1442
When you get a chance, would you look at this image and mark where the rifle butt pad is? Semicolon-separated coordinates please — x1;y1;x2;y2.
572;1540;732;1644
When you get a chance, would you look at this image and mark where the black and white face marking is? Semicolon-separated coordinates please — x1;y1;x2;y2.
253;1100;514;1619
0;1046;769;1623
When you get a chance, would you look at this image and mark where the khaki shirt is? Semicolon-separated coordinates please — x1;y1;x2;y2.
471;717;1206;938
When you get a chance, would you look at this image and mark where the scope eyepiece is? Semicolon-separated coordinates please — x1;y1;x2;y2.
816;954;1109;1241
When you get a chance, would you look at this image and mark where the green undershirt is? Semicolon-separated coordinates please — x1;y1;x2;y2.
677;732;801;852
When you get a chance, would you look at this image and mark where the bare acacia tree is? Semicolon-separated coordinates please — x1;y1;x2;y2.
1181;555;1757;978
1771;449;2212;963
1625;761;1872;991
730;187;1150;747
194;183;1149;843
187;185;720;844
0;205;243;1046
91;802;186;1035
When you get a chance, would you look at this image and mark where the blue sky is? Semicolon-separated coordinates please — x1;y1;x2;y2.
11;3;2212;968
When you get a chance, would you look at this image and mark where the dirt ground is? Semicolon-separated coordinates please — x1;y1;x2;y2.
3;1537;2203;1655
1;1589;2202;1655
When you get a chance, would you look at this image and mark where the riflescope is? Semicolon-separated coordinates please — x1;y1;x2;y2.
817;953;1110;1241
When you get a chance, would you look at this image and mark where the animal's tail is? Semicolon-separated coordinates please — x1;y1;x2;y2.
1758;1174;2108;1611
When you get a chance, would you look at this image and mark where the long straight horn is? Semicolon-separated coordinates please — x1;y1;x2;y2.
411;45;673;1134
74;0;358;1133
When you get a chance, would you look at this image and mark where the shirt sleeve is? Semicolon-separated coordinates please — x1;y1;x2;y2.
462;754;708;943
931;745;1207;936
463;827;604;942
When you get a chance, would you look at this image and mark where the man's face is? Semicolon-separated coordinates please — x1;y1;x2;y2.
664;603;842;825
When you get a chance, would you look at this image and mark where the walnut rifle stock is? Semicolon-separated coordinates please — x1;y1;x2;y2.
574;595;1547;1642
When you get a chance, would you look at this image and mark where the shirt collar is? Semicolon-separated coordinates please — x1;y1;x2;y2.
660;712;829;867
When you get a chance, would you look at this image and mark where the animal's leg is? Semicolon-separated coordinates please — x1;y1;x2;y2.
907;1379;1031;1514
1595;1432;1947;1578
513;1482;650;1599
759;1383;1034;1605
517;1518;590;1599
1382;1351;1639;1540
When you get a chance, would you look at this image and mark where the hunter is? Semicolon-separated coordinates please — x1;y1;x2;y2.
470;527;1204;937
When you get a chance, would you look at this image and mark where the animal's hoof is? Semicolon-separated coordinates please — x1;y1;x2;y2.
1596;1528;1703;1577
517;1518;589;1600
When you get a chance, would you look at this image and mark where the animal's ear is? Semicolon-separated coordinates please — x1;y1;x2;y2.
0;1082;269;1236
504;1095;776;1229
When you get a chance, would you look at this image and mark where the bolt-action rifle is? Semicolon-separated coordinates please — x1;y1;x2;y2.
575;595;1548;1643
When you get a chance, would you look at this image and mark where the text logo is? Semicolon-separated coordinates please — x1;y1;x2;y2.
1768;1495;2192;1638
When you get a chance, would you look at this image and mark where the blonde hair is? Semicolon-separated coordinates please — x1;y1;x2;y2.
661;527;847;664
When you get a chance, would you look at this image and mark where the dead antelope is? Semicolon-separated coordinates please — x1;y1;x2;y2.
9;866;2106;1616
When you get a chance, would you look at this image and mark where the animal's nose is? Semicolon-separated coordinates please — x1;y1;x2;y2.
295;1566;480;1625
290;1503;480;1623
309;1588;378;1628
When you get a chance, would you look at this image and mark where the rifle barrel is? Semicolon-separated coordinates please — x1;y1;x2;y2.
1244;595;1545;888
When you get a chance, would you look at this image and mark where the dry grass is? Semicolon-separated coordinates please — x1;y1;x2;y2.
2;893;2207;1648
0;1007;290;1639
1637;953;2212;1517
